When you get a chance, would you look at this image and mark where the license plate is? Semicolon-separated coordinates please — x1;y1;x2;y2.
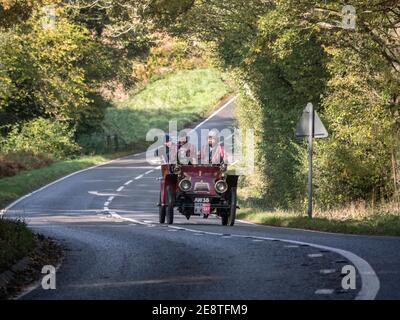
202;203;211;215
194;199;211;215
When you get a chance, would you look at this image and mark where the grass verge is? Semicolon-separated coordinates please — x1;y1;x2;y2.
0;219;35;274
0;154;126;209
237;206;400;237
101;68;231;145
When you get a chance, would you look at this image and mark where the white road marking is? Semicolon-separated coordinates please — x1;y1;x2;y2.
0;97;380;300
104;201;110;207
135;174;144;180
107;196;114;202
134;97;237;157
108;212;149;225
308;253;324;258
189;96;237;133
0;158;128;216
320;269;336;274
116;186;124;192
92;166;158;170
124;180;133;186
0;97;235;214
252;239;264;242
163;225;380;300
285;245;299;248
103;207;109;211
145;170;154;175
236;219;258;225
315;289;334;295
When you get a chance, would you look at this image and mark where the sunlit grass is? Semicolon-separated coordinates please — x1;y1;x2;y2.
102;69;231;144
237;202;400;236
0;154;119;209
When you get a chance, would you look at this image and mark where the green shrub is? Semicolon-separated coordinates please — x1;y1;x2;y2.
1;118;81;159
77;132;110;155
0;218;35;273
0;156;22;177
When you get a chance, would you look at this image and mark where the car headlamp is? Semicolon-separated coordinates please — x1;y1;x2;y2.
215;180;228;193
179;179;192;192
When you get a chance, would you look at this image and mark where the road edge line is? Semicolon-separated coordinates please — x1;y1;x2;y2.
0;97;237;217
167;225;380;300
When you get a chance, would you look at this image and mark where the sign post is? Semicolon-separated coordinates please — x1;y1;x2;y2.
295;103;328;218
307;103;314;218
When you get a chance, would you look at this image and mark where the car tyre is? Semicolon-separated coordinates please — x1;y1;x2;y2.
228;187;237;226
166;186;174;224
159;193;166;224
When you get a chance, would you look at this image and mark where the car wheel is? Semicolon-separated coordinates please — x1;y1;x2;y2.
221;211;228;226
228;187;237;226
218;208;228;225
166;186;174;224
159;193;166;224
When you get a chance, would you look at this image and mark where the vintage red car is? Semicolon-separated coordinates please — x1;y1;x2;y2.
158;164;239;225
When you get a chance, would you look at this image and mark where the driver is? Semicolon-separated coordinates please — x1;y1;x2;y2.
174;132;197;165
200;129;225;164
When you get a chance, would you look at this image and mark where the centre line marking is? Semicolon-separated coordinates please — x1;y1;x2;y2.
124;180;133;186
135;174;144;180
165;225;379;300
145;170;154;175
308;253;324;258
315;289;334;295
107;196;114;202
117;186;124;192
320;269;336;274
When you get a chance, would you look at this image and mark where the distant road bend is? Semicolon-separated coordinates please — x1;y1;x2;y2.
4;98;400;300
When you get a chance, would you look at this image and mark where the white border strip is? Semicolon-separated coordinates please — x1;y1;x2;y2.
167;225;380;300
0;158;119;216
0;96;237;217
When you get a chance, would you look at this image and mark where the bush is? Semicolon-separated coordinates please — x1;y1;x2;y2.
1;118;81;159
0;218;35;273
0;156;22;177
4;150;53;170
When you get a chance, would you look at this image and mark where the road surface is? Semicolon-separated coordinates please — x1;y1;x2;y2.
3;98;399;300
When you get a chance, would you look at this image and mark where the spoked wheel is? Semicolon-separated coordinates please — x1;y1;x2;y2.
227;187;237;226
166;186;175;224
159;193;166;224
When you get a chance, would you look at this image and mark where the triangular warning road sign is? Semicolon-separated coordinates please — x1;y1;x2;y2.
295;103;328;138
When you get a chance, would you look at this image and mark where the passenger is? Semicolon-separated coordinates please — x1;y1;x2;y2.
156;134;174;164
200;129;225;164
175;132;197;165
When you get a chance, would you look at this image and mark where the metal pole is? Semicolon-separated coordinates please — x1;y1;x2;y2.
308;103;314;218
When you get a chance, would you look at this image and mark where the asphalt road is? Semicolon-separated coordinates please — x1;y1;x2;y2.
3;98;399;300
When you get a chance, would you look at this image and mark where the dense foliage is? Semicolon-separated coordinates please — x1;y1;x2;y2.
1;0;398;212
170;0;399;209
